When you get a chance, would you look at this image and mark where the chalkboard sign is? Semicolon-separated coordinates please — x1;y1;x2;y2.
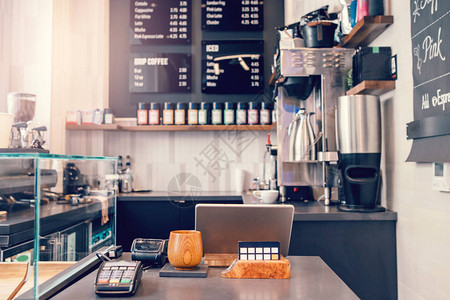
129;53;191;93
407;0;450;162
130;0;191;45
201;0;263;31
410;0;450;119
201;40;264;94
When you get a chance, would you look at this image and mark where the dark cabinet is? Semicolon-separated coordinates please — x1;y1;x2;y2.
117;199;242;251
117;201;178;252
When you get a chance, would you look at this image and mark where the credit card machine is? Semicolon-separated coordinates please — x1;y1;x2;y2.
95;260;143;296
131;238;168;266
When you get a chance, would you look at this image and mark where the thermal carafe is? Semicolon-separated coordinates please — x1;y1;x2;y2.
287;109;316;161
336;95;384;212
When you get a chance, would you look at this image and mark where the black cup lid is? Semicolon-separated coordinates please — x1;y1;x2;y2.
138;102;149;110
237;102;246;110
248;101;258;109
176;103;186;110
261;102;271;109
224;102;234;110
150;102;159;110
212;102;223;110
188;102;199;110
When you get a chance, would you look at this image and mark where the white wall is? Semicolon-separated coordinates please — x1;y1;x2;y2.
50;0;109;154
0;0;52;131
287;1;450;299
66;128;273;192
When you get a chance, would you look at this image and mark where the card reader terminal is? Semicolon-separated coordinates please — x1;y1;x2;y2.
131;238;168;266
95;260;143;296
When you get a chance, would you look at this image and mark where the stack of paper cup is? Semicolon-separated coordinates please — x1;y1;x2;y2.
235;169;246;193
0;113;14;148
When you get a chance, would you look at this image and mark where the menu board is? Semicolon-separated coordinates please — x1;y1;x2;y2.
130;0;191;45
410;0;450;119
201;40;264;94
201;0;263;31
407;0;450;162
129;53;191;93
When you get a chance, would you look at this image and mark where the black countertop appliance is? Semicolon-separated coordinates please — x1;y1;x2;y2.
336;95;385;212
352;47;393;86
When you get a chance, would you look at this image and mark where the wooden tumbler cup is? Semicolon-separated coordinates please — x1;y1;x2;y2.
168;230;203;270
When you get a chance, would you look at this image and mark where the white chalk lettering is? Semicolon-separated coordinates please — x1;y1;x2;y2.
432;88;450;111
412;0;438;23
422;93;430;110
422;27;446;63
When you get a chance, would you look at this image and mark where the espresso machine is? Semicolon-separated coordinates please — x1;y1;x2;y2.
276;47;353;205
276;47;384;211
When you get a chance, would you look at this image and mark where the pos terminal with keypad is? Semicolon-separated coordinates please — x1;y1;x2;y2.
95;261;143;296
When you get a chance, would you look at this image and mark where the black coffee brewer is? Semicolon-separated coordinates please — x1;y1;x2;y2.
63;162;89;196
336;95;385;212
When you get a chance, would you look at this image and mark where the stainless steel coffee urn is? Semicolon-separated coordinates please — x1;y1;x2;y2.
336;95;385;212
276;47;354;204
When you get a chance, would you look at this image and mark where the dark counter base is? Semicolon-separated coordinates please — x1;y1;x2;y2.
117;195;242;252
290;220;397;300
117;193;398;300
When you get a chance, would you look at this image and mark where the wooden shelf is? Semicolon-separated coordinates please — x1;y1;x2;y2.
340;16;393;48
65;124;119;130
346;80;396;96
66;123;276;132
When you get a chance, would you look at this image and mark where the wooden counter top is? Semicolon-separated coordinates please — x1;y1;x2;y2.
0;262;74;299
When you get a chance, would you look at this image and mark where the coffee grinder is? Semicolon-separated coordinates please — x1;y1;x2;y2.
336;95;385;212
7;92;47;150
276;47;354;204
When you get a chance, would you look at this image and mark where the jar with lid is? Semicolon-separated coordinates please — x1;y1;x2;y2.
248;101;259;125
148;102;160;125
252;177;260;190
224;102;235;125
175;103;187;125
163;102;174;125
187;103;199;125
137;102;149;125
260;102;271;125
272;102;277;124
211;102;223;125
236;102;247;125
198;102;209;125
103;108;115;124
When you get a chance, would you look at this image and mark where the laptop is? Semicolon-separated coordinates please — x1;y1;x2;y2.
195;204;295;265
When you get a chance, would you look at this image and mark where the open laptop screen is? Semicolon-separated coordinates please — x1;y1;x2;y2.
195;204;295;256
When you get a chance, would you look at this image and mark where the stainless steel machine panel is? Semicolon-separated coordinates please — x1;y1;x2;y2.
280;48;353;76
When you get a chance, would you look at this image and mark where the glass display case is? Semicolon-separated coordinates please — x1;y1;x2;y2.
0;153;117;298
